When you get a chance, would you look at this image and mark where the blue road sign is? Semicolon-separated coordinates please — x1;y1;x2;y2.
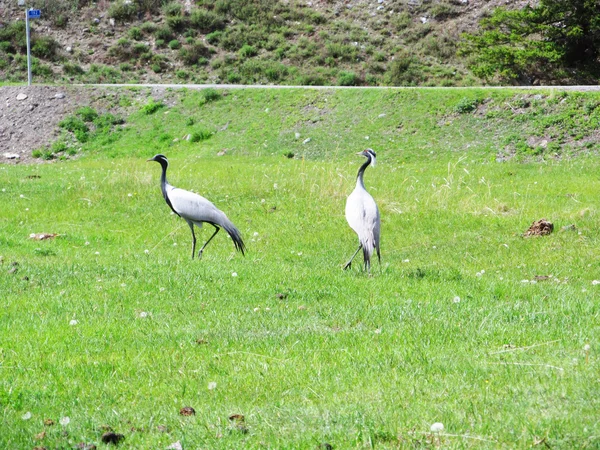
28;9;41;19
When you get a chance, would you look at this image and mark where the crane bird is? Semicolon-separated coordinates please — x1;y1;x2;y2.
344;148;380;272
148;154;246;259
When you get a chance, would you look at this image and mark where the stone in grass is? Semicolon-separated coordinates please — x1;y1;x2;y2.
228;413;248;434
101;432;125;445
523;218;553;237
76;443;97;450
179;406;196;416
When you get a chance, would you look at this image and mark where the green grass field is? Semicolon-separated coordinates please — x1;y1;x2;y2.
1;87;599;448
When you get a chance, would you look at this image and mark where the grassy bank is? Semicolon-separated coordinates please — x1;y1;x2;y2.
1;87;599;448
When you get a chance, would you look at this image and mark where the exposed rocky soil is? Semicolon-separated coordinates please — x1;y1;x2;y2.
0;84;173;164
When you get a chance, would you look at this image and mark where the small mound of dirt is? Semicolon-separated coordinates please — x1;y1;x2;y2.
523;219;554;237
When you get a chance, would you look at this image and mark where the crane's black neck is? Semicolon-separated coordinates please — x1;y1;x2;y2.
155;158;179;216
156;158;169;197
356;154;372;188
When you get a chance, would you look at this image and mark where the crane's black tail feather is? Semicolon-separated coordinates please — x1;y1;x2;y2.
223;222;246;255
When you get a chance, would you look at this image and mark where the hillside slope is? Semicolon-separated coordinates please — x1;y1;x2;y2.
0;0;535;86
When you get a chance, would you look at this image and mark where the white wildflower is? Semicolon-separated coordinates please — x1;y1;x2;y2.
430;422;444;433
60;416;70;426
453;296;461;303
208;382;217;390
69;319;78;326
232;272;238;277
584;344;591;352
167;441;183;450
22;411;32;420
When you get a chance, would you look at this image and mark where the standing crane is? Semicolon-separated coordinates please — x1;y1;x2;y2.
148;154;246;259
344;148;380;272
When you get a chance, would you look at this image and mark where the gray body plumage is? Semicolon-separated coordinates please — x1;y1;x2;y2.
344;149;380;272
149;154;245;258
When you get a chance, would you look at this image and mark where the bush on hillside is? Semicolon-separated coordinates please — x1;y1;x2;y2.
189;9;226;33
108;1;138;22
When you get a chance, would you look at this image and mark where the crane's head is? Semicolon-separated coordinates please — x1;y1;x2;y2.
357;148;376;167
147;154;169;167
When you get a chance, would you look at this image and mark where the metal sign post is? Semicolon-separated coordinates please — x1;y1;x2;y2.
25;8;31;85
25;8;41;86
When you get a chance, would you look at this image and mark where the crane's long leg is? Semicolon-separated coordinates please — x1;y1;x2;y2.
343;244;362;270
198;225;220;259
187;221;197;259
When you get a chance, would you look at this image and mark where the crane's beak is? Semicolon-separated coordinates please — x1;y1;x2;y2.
356;151;364;156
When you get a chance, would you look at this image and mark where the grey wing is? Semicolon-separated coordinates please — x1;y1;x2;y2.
168;186;246;254
168;187;228;225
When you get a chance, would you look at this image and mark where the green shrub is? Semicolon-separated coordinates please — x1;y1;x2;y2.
326;43;357;61
51;141;68;153
94;114;124;130
167;15;189;32
185;117;195;126
59;116;89;134
151;63;162;73
133;43;150;55
264;62;288;82
155;26;174;42
338;71;359;86
454;97;480;114
385;55;424;86
76;106;99;122
31;36;60;60
179;42;211;65
63;62;85;75
373;52;387;62
226;71;242;83
429;2;459;20
128;27;143;41
206;31;223;45
108;1;138;22
189;9;225;33
239;44;258;58
53;14;69;29
163;2;182;17
0;21;25;53
141;99;165;115
168;40;181;50
155;39;166;48
176;69;189;79
119;62;133;71
189;129;212;142
74;129;89;143
200;88;221;103
140;21;158;34
87;64;123;83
